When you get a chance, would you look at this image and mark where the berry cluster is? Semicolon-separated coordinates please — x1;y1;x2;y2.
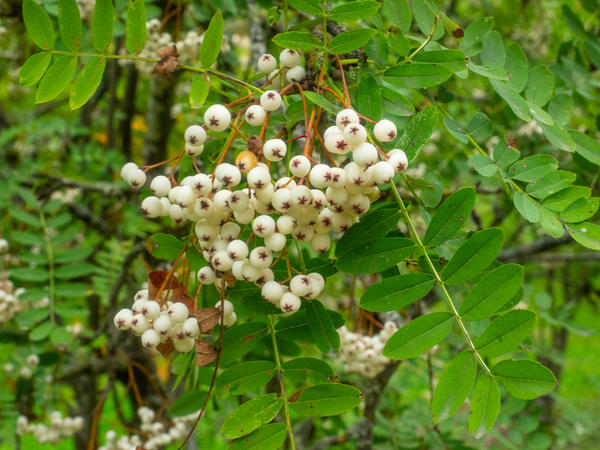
258;49;307;88
17;411;84;445
337;322;397;378
0;275;26;323
113;289;203;353
99;406;198;450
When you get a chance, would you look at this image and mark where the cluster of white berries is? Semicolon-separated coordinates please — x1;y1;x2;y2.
0;273;41;324
337;322;397;378
123;19;231;74
17;411;83;444
257;49;307;88
99;406;198;450
4;353;40;379
0;238;8;253
113;289;201;353
121;50;409;317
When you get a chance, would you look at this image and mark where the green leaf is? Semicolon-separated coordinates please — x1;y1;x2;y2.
55;282;89;298
54;263;96;280
10;268;49;282
413;49;468;73
493;360;556;400
481;31;505;67
336;237;414;274
442;228;504;285
54;247;93;264
412;0;443;41
381;84;414;116
329;0;380;22
290;383;362;416
384;63;453;88
388;32;409;57
283;357;334;384
287;0;322;15
382;0;411;32
560;197;599;223
336;208;401;256
468;374;501;438
508;154;558;182
566;222;600;250
16;308;49;328
220;322;268;365
11;209;41;227
467;113;493;140
492;138;520;167
70;57;106;110
221;393;283;439
543;186;590;212
19;52;52;87
23;0;54;50
329;29;378;55
217;361;276;395
125;0;147;55
548;94;573;126
570;130;600;166
357;73;382;121
505;42;528;93
471;155;497;177
29;320;56;341
432;350;477;423
396;105;439;161
169;390;207;416
490;79;531;121
513;192;540;223
423;187;476;246
58;0;82;51
200;11;224;67
272;31;322;51
460;264;524;321
475;310;536;357
444;117;468;143
10;231;44;246
189;74;209;108
92;0;114;53
467;63;509;80
528;102;554;126
229;423;288;450
562;5;584;34
526;171;576;200
459;17;494;56
306;300;340;353
50;326;72;346
539;122;576;153
36;55;78;103
365;32;389;66
147;233;184;260
526;65;554;107
304;91;338;115
361;273;435;312
539;207;565;238
383;312;454;359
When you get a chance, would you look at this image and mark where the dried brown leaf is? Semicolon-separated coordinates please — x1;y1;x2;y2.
196;339;218;366
153;46;179;78
157;342;174;358
148;270;180;300
196;307;221;333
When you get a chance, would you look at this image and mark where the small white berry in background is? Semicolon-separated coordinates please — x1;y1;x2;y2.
221;222;241;241
352;142;378;168
128;168;147;189
141;196;162;218
212;250;234;271
276;215;296;235
120;162;138;182
182;317;200;338
388;149;408;173
142;301;161;320
174;338;195;353
185;143;204;157
197;266;216;284
215;163;242;187
150;175;171;197
252;215;276;237
249;246;273;269
373;119;397;142
26;354;39;367
215;299;234;316
184;125;207;146
262;281;284;303
309;164;331;189
336;109;360;130
245;104;267;126
222;312;237;327
343;123;367;146
263;139;287;161
286;65;306;83
247;166;271;190
168;302;189;323
280;49;300;68
227;239;249;261
371;161;395;184
260;90;282;111
280;292;301;313
310;233;331;254
0;238;8;253
204;104;231;132
267;70;282;89
290;274;313;297
265;232;286;252
141;329;160;349
289;155;311;177
257;53;277;73
131;314;150;334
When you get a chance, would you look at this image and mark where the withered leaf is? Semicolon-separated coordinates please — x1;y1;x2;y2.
153;45;179;78
196;307;221;333
196;339;218;366
148;270;180;300
172;285;194;310
288;389;304;403
157;342;174;358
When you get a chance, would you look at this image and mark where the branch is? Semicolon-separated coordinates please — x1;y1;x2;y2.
499;235;573;262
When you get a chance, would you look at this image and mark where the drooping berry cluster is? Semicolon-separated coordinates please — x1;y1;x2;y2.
99;406;199;450
17;411;84;445
337;322;397;378
113;289;205;353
